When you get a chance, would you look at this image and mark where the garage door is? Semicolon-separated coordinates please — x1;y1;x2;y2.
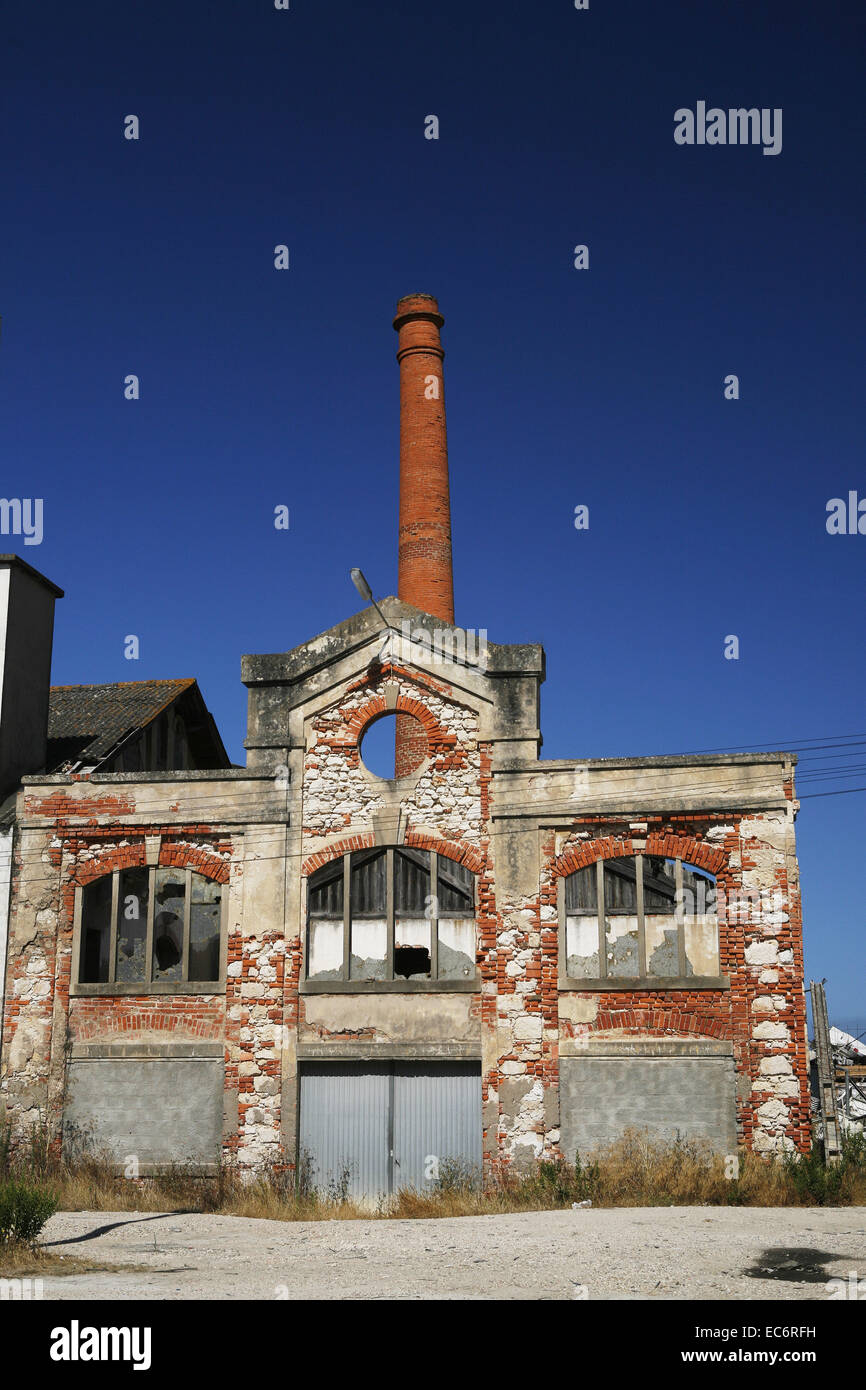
559;1054;738;1158
65;1054;223;1171
299;1061;481;1199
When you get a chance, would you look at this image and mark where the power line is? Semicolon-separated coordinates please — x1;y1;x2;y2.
678;733;866;755
799;786;866;799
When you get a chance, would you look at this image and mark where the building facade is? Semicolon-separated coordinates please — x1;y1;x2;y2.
0;297;812;1196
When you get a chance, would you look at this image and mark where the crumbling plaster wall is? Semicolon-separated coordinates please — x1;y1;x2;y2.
0;774;290;1172
480;806;809;1164
301;667;483;847
268;663;494;1169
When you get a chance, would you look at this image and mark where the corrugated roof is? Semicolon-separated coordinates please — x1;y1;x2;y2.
46;679;195;770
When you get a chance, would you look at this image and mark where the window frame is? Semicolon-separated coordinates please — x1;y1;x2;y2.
557;853;728;991
71;865;228;996
302;848;478;993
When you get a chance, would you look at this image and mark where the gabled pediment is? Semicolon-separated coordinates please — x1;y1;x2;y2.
242;599;545;767
241;597;544;689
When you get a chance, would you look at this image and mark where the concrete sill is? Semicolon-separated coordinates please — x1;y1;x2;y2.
300;978;478;994
557;976;730;992
70;981;226;997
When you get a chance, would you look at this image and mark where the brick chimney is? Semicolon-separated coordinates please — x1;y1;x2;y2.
393;293;455;777
393;293;455;623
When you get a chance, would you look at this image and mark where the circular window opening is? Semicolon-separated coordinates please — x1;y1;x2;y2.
360;711;428;780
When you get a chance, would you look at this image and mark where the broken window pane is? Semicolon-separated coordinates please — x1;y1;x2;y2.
308;858;343;918
604;858;639;913
80;875;112;983
566;915;599;978
350;849;386;914
394;943;432;978
645;915;681;976
350;918;387;980
604;914;640;976
564;865;597;913
565;856;719;982
153;868;185;981
394;850;432;978
306;849;476;985
438;917;475;979
309;919;344;979
189;874;222;982
308;858;345;979
680;863;716;918
115;867;148;983
642;857;677;913
394;917;430;978
350;850;387;979
395;849;430;912
435;858;475;978
437;857;473;914
681;864;718;974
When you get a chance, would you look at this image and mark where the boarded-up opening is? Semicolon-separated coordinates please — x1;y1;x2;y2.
64;1052;223;1171
559;1053;738;1159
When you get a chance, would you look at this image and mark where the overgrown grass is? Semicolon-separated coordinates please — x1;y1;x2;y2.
1;1120;864;1225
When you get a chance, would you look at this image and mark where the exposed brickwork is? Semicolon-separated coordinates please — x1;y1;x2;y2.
393;293;454;624
0;783;245;1161
538;816;811;1155
70;997;224;1042
393;293;454;777
303;670;481;845
225;924;285;1168
1;734;811;1179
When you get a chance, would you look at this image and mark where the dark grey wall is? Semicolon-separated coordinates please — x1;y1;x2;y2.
0;559;61;796
559;1054;738;1157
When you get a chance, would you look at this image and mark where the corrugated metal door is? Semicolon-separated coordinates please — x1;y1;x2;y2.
393;1062;482;1190
298;1062;390;1200
298;1061;481;1199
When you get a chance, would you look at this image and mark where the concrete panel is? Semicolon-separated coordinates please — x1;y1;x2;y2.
559;1055;738;1158
300;991;479;1044
65;1056;223;1169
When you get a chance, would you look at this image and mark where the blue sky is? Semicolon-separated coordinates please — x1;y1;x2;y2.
2;0;863;1023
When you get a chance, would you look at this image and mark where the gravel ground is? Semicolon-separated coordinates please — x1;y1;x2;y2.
29;1205;866;1300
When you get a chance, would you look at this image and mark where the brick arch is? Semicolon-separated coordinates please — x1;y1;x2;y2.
644;833;726;876
75;843;146;886
159;842;230;883
72;1003;224;1043
550;832;726;881
302;832;480;879
302;834;375;878
551;836;634;881
403;830;482;875
74;842;229;887
343;693;456;751
590;1008;732;1040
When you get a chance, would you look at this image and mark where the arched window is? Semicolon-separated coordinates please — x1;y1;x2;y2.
306;848;476;988
560;854;720;984
76;866;225;990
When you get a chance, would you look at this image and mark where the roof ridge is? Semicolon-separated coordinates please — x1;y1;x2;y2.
50;678;195;691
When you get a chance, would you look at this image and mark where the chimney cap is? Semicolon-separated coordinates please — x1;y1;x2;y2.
393;292;444;331
0;555;64;598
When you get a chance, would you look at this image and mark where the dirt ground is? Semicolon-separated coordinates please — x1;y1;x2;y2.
19;1204;865;1300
